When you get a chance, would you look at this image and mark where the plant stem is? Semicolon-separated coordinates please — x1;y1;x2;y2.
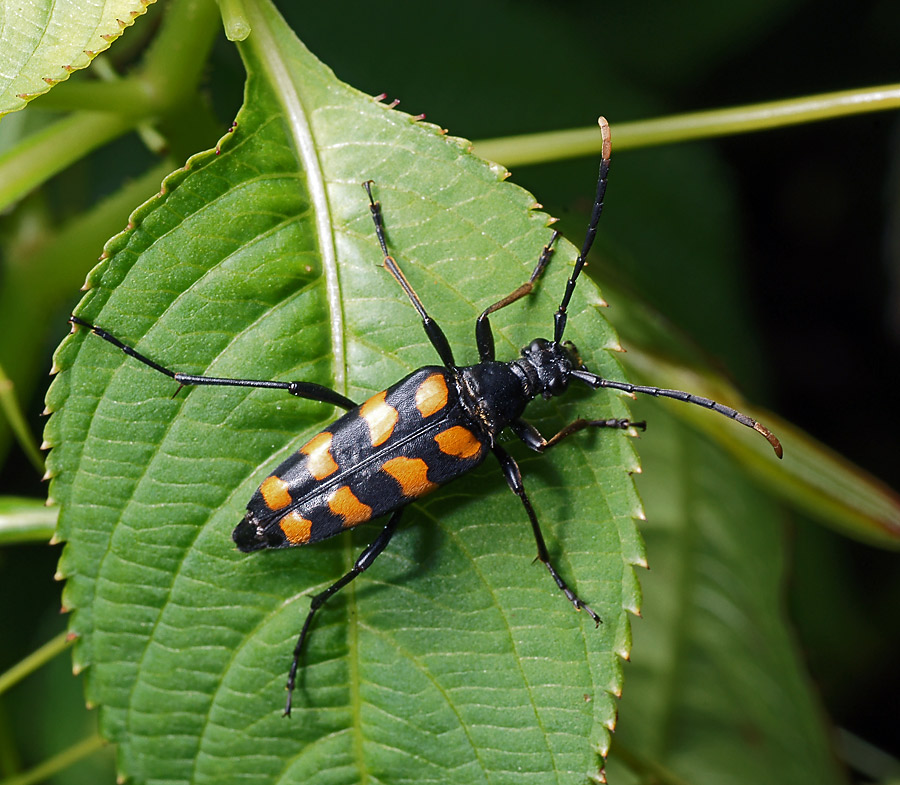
0;735;104;785
473;83;900;167
0;498;57;545
218;0;252;40
0;632;71;697
0;366;43;473
0;112;134;212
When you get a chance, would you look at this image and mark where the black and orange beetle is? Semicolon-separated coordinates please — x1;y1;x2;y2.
69;118;782;716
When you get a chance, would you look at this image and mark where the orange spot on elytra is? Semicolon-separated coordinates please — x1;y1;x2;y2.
300;432;338;479
415;373;448;417
360;391;399;446
279;511;313;544
260;475;291;510
382;456;437;498
328;486;372;527
434;426;482;460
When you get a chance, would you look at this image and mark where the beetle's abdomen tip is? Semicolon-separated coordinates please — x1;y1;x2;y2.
233;515;267;553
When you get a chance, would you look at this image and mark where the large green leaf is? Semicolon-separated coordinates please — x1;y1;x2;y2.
0;0;157;117
44;2;643;783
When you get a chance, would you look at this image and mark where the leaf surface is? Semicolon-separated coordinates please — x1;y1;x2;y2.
0;0;156;117
45;3;643;783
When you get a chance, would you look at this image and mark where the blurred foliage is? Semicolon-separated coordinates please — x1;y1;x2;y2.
1;0;899;783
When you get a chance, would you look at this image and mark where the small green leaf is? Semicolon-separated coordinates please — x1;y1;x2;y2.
0;0;156;117
45;2;643;782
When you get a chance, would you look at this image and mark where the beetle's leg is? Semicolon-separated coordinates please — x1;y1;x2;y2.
491;444;601;625
511;416;645;453
475;233;559;362
284;508;403;717
362;181;456;367
69;316;358;410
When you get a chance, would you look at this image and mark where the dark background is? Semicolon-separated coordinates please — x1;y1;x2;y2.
1;0;898;777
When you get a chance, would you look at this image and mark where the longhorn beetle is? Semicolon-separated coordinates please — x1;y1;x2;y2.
69;117;782;717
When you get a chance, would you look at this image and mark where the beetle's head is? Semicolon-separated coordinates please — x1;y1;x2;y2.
519;338;582;399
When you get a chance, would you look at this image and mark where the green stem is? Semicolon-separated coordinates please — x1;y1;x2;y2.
473;83;900;166
0;497;57;545
26;77;153;116
0;632;71;697
0;735;104;785
218;0;252;40
140;0;222;105
0;366;43;473
0;111;133;212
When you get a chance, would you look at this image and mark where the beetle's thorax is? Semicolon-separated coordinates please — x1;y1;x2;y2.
456;361;530;439
512;338;577;400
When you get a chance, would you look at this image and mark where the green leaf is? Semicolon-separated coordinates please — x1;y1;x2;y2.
0;0;157;118
44;2;643;783
608;406;845;785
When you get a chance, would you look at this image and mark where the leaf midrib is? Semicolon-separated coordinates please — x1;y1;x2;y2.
239;6;363;781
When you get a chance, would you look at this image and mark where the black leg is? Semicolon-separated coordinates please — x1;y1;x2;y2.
491;444;601;625
362;181;456;367
69;316;358;410
284;508;403;717
511;415;645;453
475;232;559;362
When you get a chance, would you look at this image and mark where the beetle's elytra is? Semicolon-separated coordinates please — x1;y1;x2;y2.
69;117;782;716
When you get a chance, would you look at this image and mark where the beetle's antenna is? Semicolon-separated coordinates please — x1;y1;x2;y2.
553;117;612;345
570;369;783;457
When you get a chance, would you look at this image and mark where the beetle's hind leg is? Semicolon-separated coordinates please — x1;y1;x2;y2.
283;508;403;717
491;444;601;625
69;316;358;410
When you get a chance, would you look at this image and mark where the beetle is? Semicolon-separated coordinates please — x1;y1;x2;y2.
69;117;782;716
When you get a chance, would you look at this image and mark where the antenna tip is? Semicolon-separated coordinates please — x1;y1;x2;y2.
754;422;784;459
597;117;611;160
